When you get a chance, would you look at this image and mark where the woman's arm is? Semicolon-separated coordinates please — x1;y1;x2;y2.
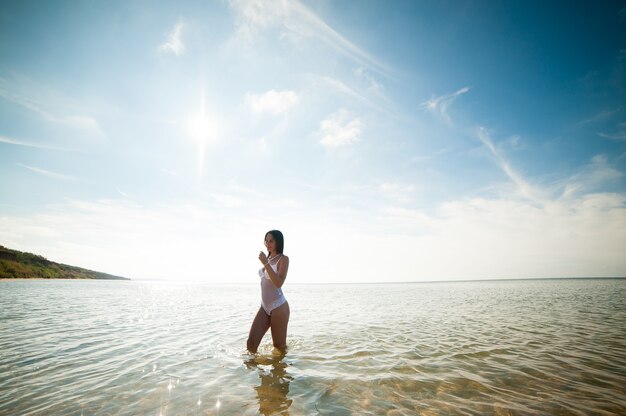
263;256;289;288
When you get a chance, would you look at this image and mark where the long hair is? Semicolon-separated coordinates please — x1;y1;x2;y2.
265;230;284;254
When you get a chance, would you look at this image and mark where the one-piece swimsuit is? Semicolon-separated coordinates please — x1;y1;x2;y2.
259;256;287;315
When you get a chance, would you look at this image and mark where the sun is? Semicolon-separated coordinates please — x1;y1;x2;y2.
187;112;217;144
185;96;219;174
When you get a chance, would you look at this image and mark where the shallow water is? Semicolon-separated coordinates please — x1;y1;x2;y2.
0;279;625;415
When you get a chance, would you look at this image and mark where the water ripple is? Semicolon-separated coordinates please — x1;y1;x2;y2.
0;279;625;415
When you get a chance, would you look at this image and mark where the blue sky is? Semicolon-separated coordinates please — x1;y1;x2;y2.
1;0;625;283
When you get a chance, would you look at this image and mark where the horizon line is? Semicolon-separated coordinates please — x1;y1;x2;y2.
126;276;626;285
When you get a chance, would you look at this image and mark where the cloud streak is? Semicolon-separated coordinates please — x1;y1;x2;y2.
317;76;397;118
576;107;621;125
245;89;298;115
159;20;185;56
1;190;624;283
17;163;80;182
560;155;624;199
598;122;626;141
229;0;395;79
421;87;470;124
476;127;541;202
0;135;73;151
0;75;102;135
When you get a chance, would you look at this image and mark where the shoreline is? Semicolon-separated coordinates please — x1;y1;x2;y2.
0;278;129;281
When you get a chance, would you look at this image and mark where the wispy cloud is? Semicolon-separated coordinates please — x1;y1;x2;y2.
1;185;625;282
379;182;415;194
476;127;541;202
318;76;395;118
407;146;456;165
318;109;362;148
0;75;102;136
431;192;626;279
210;192;244;208
598;131;626;141
560;155;624;199
159;168;178;177
229;0;395;79
17;163;80;182
421;87;470;124
598;122;626;141
0;198;295;281
576;107;621;125
116;188;131;199
245;89;298;115
0;135;72;151
159;20;185;56
353;67;385;96
377;182;416;204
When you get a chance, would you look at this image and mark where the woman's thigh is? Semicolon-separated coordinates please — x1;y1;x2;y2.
248;307;271;350
270;302;290;349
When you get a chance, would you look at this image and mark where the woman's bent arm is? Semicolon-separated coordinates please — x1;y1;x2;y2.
263;256;289;288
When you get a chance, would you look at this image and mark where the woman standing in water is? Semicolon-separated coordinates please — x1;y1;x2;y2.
247;230;290;354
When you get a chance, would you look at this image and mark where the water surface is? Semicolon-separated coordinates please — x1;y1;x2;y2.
1;279;625;415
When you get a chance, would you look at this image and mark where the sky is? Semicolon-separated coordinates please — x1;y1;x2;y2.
1;0;625;283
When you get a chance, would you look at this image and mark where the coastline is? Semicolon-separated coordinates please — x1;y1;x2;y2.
0;277;130;281
0;278;121;281
1;245;130;280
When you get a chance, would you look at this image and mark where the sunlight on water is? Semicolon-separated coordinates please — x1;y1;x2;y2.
0;279;625;415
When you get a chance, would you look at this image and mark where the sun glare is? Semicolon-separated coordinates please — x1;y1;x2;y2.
187;112;218;144
185;96;219;174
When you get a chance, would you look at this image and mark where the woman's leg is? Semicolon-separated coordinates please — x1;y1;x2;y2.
270;302;290;352
247;306;271;353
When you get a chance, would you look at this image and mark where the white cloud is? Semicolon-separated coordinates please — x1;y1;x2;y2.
379;182;415;194
476;127;542;202
379;206;434;232
318;76;394;117
560;154;624;199
598;131;626;141
229;0;395;78
421;86;470;124
428;193;626;279
286;191;626;282
377;182;416;204
318;109;363;148
0;135;72;151
353;191;625;281
576;107;621;126
230;0;287;36
62;115;100;132
159;20;185;56
1;186;625;283
353;67;385;96
159;168;178;177
0;199;264;281
598;122;626;141
210;192;244;208
0;75;103;136
17;163;80;182
245;89;298;115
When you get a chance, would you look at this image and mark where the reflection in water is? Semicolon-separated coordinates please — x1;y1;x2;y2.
246;353;293;415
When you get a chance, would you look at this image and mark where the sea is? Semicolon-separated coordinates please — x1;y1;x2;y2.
0;278;625;415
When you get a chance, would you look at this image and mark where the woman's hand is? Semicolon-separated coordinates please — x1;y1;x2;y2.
258;251;268;265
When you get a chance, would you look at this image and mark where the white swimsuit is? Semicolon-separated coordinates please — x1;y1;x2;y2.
259;257;287;315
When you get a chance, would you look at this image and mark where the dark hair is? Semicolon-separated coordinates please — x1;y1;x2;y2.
265;230;284;254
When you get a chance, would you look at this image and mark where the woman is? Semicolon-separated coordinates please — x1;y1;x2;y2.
247;230;290;354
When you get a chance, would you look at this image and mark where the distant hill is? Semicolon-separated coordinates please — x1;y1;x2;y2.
0;245;130;280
